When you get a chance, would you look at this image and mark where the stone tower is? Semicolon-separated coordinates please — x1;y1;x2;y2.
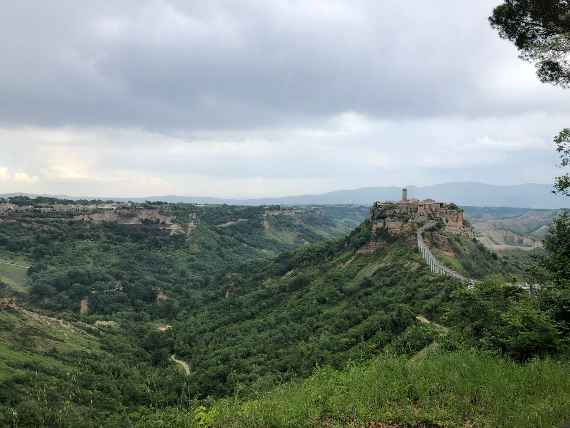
402;187;408;202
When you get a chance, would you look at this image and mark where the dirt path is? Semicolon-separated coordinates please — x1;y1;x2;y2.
0;259;30;269
415;315;449;333
170;354;191;376
217;219;248;228
410;315;450;364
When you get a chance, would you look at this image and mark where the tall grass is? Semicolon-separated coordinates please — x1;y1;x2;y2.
206;350;570;428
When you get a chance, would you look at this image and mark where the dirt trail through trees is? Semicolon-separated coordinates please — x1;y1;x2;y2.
170;354;191;376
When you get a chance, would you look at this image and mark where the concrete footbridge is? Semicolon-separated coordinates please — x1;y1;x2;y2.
416;222;475;286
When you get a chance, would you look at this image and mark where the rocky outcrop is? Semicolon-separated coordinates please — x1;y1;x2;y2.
369;199;471;239
357;241;383;255
79;297;89;315
360;195;472;255
75;208;173;225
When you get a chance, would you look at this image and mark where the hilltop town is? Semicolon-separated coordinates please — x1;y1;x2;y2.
369;188;471;238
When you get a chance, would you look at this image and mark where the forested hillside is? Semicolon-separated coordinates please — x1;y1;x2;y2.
0;202;373;425
0;202;569;427
3;0;570;426
172;229;461;398
0;202;367;314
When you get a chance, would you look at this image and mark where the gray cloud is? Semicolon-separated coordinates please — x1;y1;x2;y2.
1;0;569;131
0;1;568;198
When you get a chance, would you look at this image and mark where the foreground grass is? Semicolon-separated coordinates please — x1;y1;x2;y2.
203;350;570;428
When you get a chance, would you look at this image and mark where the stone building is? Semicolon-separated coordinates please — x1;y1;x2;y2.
369;188;469;237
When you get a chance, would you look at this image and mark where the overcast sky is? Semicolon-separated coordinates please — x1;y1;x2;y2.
0;0;568;197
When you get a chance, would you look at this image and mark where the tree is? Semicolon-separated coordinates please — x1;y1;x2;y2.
490;1;570;87
499;301;559;360
554;128;570;195
490;1;570;194
445;279;560;359
542;210;570;283
534;211;570;350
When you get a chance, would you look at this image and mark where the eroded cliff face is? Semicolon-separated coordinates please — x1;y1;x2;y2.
369;200;470;239
74;208;197;236
75;208;172;225
369;203;417;237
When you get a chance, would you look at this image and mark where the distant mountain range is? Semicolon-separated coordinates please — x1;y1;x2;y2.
2;183;569;209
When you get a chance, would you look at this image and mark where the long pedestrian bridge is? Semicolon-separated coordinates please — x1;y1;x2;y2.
416;222;474;285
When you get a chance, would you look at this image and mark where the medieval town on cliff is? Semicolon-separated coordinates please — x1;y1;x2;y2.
369;188;471;237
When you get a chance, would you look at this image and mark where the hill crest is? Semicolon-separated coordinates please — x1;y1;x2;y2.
2;182;569;209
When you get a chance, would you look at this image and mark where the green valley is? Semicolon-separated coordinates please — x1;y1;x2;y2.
3;0;570;426
0;197;568;427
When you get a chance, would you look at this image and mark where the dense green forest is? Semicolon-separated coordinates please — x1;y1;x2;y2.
173;232;461;398
0;202;569;427
0;203;367;314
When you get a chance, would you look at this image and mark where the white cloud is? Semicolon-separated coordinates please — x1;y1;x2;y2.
0;108;565;197
13;172;39;184
0;166;39;185
43;150;92;181
0;168;10;181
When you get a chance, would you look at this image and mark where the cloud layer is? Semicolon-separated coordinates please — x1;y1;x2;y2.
0;1;568;197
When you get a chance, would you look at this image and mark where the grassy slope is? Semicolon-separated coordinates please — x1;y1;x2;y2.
207;350;570;428
0;307;100;382
0;252;30;293
0;305;198;427
0;261;28;293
